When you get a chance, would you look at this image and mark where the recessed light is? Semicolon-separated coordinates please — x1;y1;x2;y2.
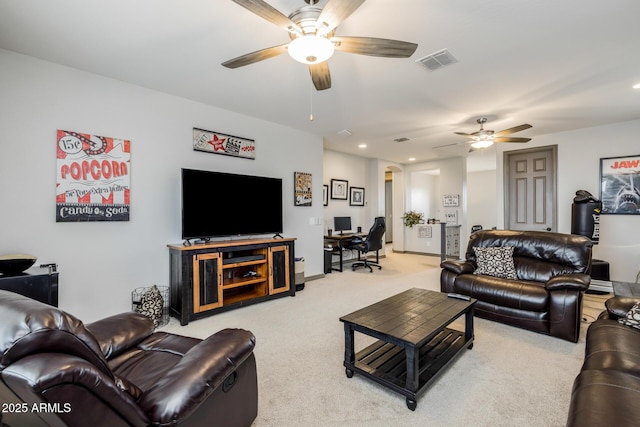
408;157;416;162
358;144;367;148
633;83;640;89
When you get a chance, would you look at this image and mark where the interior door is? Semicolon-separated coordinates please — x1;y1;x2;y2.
505;146;557;231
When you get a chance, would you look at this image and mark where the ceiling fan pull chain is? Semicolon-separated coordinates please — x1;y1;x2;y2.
309;80;314;121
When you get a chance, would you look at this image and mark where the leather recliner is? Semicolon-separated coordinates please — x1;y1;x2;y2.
440;229;593;342
0;290;258;427
566;296;640;426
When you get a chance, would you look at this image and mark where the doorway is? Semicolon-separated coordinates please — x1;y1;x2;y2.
504;145;557;231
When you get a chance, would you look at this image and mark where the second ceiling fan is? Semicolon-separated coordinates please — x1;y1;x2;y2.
222;0;418;90
434;118;532;151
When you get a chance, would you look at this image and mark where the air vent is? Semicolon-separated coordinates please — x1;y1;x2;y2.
337;129;352;137
393;137;410;143
415;48;458;71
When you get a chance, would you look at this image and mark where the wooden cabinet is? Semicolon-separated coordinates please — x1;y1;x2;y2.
169;238;295;325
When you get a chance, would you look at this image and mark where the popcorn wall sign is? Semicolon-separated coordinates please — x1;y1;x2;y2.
193;128;255;159
56;130;131;222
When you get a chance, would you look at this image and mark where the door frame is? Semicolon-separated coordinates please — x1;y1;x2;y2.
503;145;558;232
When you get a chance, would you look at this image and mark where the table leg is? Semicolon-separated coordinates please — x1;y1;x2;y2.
344;323;355;378
405;345;419;410
465;307;474;349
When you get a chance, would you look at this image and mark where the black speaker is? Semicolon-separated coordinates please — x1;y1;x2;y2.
571;202;601;243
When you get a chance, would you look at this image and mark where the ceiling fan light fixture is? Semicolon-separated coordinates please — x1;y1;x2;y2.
288;35;334;64
470;140;493;149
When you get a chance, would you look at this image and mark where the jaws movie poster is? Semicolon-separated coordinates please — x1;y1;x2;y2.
56;130;131;222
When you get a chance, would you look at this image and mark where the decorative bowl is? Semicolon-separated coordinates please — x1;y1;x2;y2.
0;254;37;275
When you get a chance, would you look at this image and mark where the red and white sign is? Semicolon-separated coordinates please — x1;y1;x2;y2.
56;130;131;222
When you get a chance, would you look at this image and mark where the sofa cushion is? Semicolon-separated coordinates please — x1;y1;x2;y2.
619;301;640;330
567;369;640;427
582;318;640;375
454;274;548;311
473;246;517;279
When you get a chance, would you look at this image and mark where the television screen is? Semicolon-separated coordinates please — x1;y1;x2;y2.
182;168;283;240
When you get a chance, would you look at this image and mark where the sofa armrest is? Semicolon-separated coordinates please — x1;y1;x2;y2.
605;296;640;319
440;259;475;275
139;328;256;425
3;353;149;426
86;312;155;359
545;273;590;291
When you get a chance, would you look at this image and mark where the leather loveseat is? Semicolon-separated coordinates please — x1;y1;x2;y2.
440;229;593;342
566;296;640;426
0;290;258;427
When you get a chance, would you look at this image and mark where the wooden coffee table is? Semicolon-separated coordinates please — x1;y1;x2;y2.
340;288;476;410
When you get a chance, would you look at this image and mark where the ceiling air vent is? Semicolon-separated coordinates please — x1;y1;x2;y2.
393;137;410;143
415;48;458;71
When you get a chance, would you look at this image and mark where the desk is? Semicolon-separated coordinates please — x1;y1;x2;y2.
324;233;366;272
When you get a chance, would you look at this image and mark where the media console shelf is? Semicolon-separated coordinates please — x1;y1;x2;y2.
168;237;295;325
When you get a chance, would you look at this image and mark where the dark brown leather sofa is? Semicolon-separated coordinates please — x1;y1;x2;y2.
440;229;592;342
0;290;257;427
567;296;640;426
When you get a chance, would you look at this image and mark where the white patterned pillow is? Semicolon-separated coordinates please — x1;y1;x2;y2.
619;302;640;330
473;246;518;279
135;285;164;328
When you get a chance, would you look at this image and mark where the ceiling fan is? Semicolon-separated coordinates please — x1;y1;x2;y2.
221;0;418;91
434;117;532;150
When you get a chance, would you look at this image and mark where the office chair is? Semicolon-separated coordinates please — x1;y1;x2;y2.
350;217;386;272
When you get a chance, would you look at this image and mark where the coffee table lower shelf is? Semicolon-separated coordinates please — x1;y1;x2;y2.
344;328;473;410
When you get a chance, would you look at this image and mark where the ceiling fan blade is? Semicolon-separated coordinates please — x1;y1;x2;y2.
493;137;531;143
232;0;301;33
309;62;331;91
454;131;472;136
494;124;532;136
221;44;288;68
316;0;366;34
332;36;418;58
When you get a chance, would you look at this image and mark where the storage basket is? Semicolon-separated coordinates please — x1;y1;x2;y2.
132;285;169;328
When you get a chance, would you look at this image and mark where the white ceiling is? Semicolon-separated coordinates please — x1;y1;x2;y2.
1;0;640;168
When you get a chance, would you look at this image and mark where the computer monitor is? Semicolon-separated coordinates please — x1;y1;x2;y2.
334;216;352;234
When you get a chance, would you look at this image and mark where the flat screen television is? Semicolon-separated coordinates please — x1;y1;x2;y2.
181;168;283;240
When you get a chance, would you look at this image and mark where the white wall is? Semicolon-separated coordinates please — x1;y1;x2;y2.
322;150;372;233
0;49;324;321
496;120;640;282
467;169;498;230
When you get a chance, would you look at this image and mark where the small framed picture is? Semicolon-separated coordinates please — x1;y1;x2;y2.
350;187;365;206
331;179;348;200
323;185;328;206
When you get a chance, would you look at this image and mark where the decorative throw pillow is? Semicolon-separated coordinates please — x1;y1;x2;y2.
473;246;518;280
135;285;164;328
619;302;640;330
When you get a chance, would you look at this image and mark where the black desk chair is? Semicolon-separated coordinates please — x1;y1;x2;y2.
350;217;385;272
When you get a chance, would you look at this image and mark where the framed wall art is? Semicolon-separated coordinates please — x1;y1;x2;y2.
600;154;640;214
323;185;328;206
349;187;365;206
294;172;312;206
193;127;255;160
330;179;348;200
56;129;131;222
443;194;459;207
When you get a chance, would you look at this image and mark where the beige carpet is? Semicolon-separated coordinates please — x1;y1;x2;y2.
161;250;607;427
